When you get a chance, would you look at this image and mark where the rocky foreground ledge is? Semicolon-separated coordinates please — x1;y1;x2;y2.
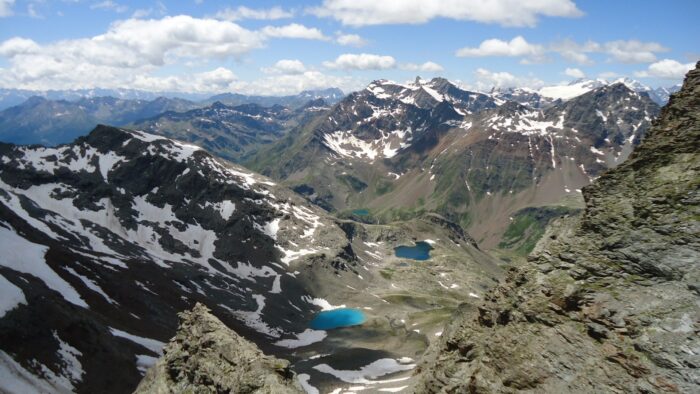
134;303;303;393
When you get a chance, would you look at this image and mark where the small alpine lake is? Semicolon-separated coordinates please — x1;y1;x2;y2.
351;209;370;216
394;241;433;261
310;308;366;330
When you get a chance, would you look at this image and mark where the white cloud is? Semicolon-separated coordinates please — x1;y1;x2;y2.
229;71;363;96
336;33;367;47
401;61;444;72
323;53;396;70
564;67;585;79
308;0;582;27
462;37;670;65
27;3;42;18
0;0;14;17
550;39;667;65
598;71;618;80
215;6;293;21
602;40;668;63
131;1;167;19
0;37;40;57
90;1;128;13
0;16;335;91
261;23;328;40
473;68;544;91
634;59;694;79
262;59;307;75
551;39;597;65
132;67;238;92
456;36;545;63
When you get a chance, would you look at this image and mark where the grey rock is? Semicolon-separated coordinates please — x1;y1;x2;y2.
135;303;303;394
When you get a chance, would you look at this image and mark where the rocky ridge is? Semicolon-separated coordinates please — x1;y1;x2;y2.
135;303;303;393
413;62;700;393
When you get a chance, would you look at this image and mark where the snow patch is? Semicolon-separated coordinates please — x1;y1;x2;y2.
275;329;327;348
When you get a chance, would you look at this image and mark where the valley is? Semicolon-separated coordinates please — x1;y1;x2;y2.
0;69;694;393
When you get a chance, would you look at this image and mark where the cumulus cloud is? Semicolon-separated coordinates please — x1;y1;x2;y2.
336;33;367;47
472;68;544;91
456;36;545;63
0;37;40;57
551;39;667;64
323;53;396;70
131;67;238;92
308;0;582;27
230;70;363;96
215;6;293;21
0;0;14;17
261;23;328;40
262;59;307;75
602;40;668;63
634;59;694;79
401;61;444;72
564;67;585;78
0;16;330;91
461;37;670;65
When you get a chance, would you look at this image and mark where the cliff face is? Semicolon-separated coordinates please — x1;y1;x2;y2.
413;62;700;392
134;303;303;393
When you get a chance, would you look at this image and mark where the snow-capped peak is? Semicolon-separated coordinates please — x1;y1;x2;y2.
540;79;608;100
612;77;651;92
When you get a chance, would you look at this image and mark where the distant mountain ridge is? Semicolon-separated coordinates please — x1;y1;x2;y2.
202;88;345;109
129;100;328;163
0;95;199;146
0;88;344;146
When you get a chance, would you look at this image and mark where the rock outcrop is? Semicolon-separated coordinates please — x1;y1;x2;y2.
413;62;700;392
135;303;303;394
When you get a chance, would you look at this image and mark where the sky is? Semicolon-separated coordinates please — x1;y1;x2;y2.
0;0;698;95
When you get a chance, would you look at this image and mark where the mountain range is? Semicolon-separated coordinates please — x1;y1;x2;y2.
128;100;329;163
247;76;660;250
0;89;345;146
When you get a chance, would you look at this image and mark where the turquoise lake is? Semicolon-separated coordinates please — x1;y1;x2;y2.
352;209;370;216
310;308;366;330
394;241;433;261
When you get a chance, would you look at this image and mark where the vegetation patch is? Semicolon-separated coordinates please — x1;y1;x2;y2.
499;206;581;255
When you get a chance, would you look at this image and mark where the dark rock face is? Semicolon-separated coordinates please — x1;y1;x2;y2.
0;125;356;392
413;62;700;393
134;303;303;393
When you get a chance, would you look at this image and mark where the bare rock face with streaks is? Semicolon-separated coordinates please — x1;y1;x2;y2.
413;62;700;393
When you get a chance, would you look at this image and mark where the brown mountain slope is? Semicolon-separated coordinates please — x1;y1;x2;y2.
412;62;700;393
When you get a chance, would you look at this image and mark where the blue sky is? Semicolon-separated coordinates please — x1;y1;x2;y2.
0;0;697;95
